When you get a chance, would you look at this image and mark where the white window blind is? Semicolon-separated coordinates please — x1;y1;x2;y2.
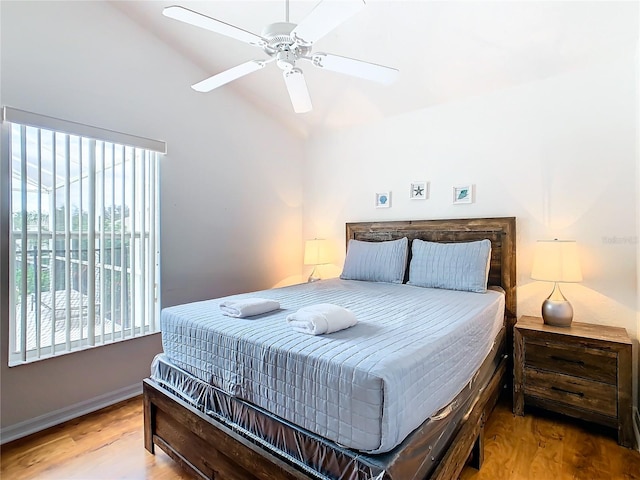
3;107;164;365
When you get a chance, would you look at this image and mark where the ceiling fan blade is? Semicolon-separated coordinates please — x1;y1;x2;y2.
310;53;399;85
283;68;312;113
192;60;267;92
163;6;264;46
291;0;365;45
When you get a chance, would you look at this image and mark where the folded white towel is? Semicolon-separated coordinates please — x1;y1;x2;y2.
219;298;280;318
286;303;357;335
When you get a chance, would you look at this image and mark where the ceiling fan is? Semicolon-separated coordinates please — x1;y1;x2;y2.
162;0;399;113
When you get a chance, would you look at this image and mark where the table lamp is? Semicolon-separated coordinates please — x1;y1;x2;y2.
531;239;583;327
304;239;330;282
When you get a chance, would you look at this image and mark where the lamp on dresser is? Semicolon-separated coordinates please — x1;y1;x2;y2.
530;239;582;327
304;238;330;282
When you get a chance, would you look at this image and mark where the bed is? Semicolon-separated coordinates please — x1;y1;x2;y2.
144;217;517;480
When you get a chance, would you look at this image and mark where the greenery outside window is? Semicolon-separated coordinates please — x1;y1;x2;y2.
3;107;165;365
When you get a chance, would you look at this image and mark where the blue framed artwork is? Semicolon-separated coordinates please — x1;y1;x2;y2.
453;185;473;204
375;192;391;208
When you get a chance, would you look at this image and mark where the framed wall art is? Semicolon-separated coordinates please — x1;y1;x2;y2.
375;192;391;208
453;185;474;204
410;181;428;200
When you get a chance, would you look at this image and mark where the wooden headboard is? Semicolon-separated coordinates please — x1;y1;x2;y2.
345;217;517;324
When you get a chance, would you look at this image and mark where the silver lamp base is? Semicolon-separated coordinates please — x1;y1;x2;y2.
541;283;574;327
307;266;320;283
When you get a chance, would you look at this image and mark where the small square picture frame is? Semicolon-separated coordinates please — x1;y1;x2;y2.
375;192;391;208
410;181;428;200
453;185;473;204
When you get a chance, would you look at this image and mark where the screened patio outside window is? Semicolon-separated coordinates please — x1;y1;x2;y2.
3;107;165;365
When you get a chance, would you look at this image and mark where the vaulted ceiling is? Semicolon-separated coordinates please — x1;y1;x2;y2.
111;1;638;134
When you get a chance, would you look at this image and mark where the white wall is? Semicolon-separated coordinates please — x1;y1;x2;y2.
0;0;304;433
303;49;639;404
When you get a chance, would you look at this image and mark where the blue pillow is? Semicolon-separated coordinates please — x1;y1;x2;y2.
408;239;492;293
340;237;408;284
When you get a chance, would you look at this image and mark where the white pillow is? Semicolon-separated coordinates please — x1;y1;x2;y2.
408;239;492;293
340;237;408;284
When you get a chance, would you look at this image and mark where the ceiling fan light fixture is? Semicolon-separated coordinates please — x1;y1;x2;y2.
276;51;296;70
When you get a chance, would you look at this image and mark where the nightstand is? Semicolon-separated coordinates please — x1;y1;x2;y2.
514;315;634;448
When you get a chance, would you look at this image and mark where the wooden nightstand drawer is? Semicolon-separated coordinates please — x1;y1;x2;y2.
523;367;617;417
514;316;634;448
524;340;617;384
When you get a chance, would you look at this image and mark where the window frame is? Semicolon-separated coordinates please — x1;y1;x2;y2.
3;107;165;365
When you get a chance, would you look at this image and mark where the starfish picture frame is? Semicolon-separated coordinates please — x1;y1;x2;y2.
410;181;428;200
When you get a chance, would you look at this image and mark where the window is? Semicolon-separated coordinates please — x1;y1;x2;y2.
3;107;165;365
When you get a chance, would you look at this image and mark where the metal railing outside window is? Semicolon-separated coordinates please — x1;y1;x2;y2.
4;107;165;365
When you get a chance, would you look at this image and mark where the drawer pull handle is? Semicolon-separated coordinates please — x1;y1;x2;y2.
550;355;585;366
551;386;584;397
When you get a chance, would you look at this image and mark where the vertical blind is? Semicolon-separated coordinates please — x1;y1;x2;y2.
4;107;165;365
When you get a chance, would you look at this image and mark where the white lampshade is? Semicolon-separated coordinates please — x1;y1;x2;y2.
531;240;583;283
304;239;331;266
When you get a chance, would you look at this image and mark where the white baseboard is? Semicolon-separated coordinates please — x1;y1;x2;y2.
634;406;640;453
0;383;142;445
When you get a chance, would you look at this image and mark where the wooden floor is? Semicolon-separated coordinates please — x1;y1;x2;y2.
1;394;639;480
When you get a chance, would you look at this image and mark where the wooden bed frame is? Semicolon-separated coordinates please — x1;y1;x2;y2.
144;217;517;480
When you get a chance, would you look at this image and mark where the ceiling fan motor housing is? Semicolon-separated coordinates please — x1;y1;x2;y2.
261;21;311;67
